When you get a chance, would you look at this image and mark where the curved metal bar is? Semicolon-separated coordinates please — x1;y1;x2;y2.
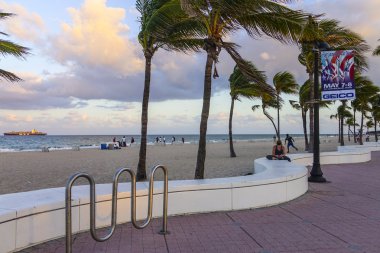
131;165;169;234
66;169;136;253
89;168;135;242
66;165;168;253
65;172;96;253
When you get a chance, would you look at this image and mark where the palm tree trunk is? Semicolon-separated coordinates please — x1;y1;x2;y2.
308;72;314;153
375;119;378;142
353;109;357;143
338;115;341;144
229;97;237;157
340;114;344;146
348;125;351;142
302;108;309;151
359;112;364;145
340;101;346;146
263;108;279;138
277;96;280;140
136;54;152;181
195;53;213;179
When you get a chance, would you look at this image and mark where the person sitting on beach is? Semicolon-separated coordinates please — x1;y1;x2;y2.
266;140;291;162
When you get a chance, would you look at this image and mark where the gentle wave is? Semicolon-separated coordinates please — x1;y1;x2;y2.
0;134;336;153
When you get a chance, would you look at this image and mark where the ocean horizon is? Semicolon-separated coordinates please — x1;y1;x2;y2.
0;134;336;153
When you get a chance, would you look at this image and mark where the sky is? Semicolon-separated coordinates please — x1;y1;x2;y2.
0;0;380;135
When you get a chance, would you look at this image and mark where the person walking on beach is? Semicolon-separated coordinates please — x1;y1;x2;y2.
266;140;291;162
163;137;166;145
285;134;298;153
130;137;135;146
171;136;175;144
156;136;159;143
122;136;126;147
182;137;185;144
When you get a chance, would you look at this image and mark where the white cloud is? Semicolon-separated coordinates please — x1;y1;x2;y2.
50;0;143;75
0;0;45;43
260;52;272;60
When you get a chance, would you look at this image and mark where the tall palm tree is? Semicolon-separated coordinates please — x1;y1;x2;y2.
180;0;306;179
369;94;380;142
135;0;204;180
337;102;352;146
345;117;357;142
298;15;369;152
290;80;310;151
252;92;281;138
353;74;380;145
351;99;360;143
0;12;30;82
228;63;268;157
273;71;298;139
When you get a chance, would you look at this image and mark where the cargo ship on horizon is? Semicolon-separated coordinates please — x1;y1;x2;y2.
4;129;47;136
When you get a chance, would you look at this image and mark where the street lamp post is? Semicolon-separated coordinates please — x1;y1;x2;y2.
308;43;327;183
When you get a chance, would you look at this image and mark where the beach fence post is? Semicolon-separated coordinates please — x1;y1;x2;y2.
65;165;169;253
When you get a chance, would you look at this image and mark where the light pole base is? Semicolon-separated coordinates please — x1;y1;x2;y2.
308;175;327;183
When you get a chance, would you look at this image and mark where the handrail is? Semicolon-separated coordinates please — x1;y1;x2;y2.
65;165;169;253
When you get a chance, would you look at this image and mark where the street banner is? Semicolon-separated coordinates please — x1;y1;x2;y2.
321;50;355;101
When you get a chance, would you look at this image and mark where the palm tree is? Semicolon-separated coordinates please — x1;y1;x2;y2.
345;117;357;142
366;120;374;134
337;102;352;146
0;12;30;82
369;95;380;141
180;0;306;179
290;81;310;151
252;92;281;138
298;15;369;152
135;0;204;180
228;63;267;157
331;102;352;145
351;99;360;143
353;74;380;145
273;71;298;139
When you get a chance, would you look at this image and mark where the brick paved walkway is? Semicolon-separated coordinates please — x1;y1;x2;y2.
19;152;380;253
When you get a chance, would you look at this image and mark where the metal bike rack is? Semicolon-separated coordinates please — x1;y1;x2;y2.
65;165;169;253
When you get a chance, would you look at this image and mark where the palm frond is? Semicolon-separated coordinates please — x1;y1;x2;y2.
289;100;301;110
251;104;261;112
373;42;380;56
0;12;14;20
237;6;306;44
223;41;276;97
0;39;30;58
0;69;23;82
273;71;298;94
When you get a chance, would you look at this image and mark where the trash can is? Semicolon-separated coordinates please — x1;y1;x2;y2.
100;144;107;150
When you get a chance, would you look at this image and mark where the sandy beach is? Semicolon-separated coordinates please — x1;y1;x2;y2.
0;137;343;194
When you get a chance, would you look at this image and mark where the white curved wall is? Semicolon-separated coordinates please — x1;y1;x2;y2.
0;145;378;253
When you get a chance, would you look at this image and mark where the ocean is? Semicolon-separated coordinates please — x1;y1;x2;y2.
0;134;335;152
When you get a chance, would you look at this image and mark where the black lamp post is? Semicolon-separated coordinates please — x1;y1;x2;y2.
308;41;330;183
